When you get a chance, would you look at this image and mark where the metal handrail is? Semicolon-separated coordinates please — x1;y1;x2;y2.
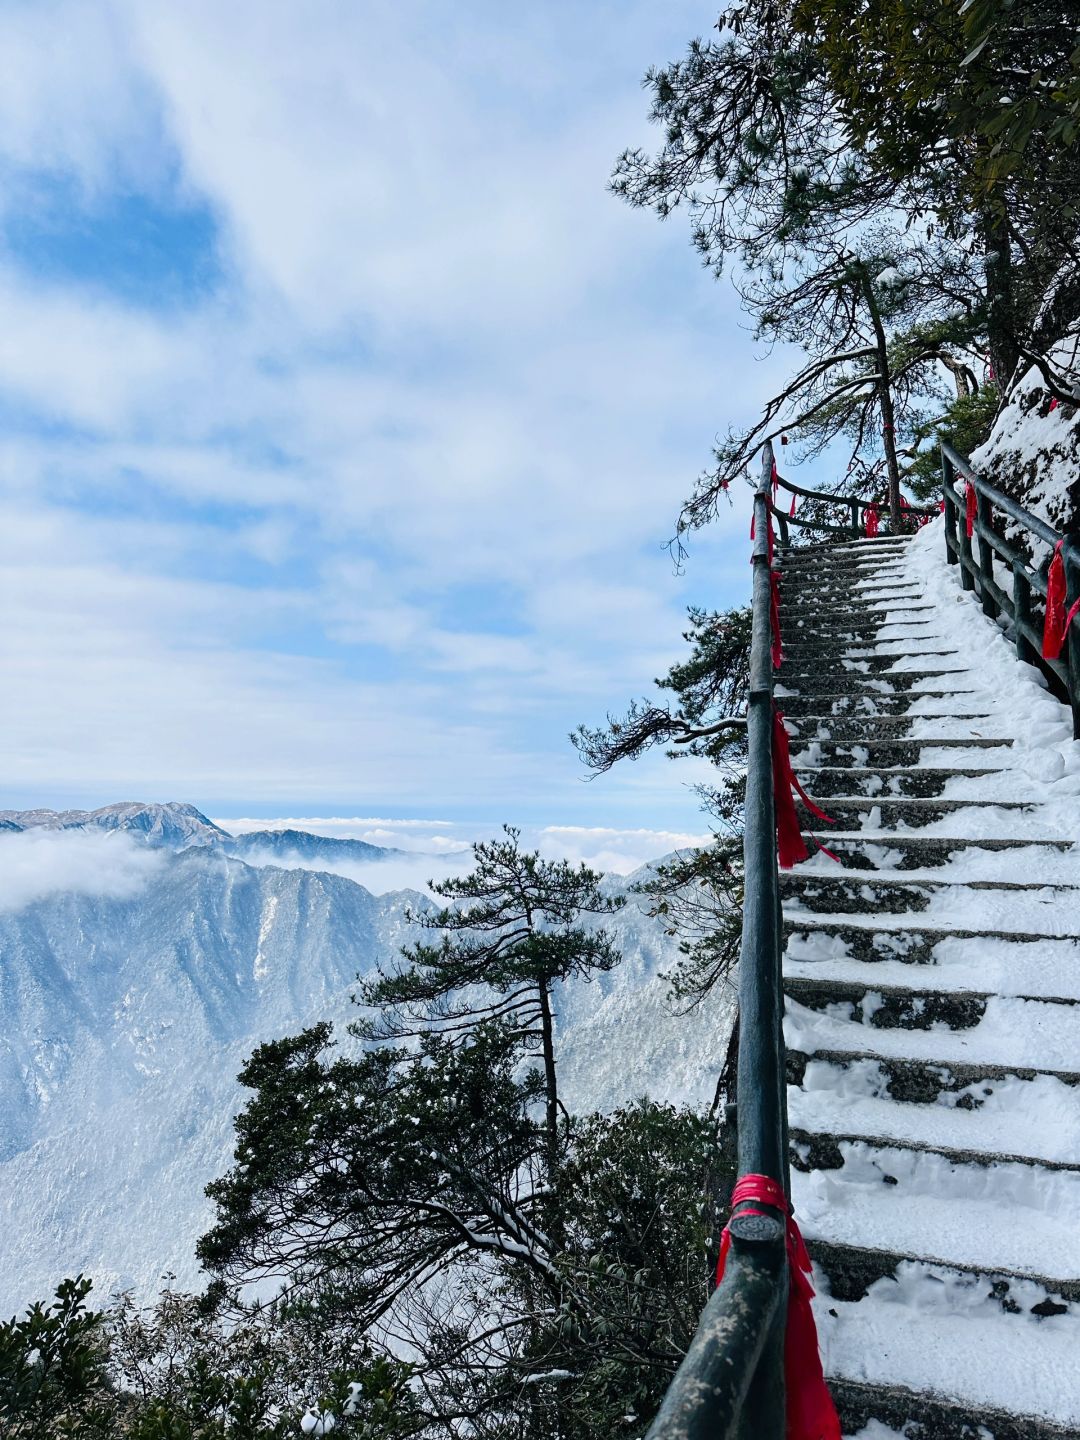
769;468;937;543
939;440;1080;737
646;442;789;1440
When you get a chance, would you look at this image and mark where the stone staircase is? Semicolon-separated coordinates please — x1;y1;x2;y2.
776;534;1080;1439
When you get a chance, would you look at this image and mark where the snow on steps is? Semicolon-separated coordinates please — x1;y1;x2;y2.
777;523;1080;1437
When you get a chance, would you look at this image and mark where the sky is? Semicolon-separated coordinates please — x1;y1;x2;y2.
0;0;793;858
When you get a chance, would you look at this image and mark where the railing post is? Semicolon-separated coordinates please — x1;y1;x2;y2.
1063;538;1080;740
1013;563;1037;667
849;498;859;539
941;448;958;565
976;490;998;618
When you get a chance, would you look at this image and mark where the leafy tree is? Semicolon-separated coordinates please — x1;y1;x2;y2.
0;1277;113;1439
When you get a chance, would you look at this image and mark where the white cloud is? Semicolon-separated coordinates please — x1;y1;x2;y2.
0;829;164;913
0;0;783;831
215;815;710;879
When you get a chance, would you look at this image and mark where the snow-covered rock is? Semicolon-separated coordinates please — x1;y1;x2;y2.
971;336;1080;539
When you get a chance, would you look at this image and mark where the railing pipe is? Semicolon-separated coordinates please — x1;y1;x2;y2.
646;441;789;1440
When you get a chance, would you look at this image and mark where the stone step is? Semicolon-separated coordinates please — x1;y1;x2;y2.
781;651;961;673
782;588;926;609
780;572;914;594
791;1138;1080;1284
780;693;990;719
832;1377;1079;1440
794;1131;1080;1185
785;974;993;1028
780;872;1072;914
785;604;937;625
778;537;913;561
790;763;999;799
784;918;1076;964
783;713;996;740
791;834;1068;870
787;1046;1080;1099
779;669;975;694
781;643;956;663
787;930;1080;1000
794;795;1034;830
787;1048;1080;1164
789;738;1011;769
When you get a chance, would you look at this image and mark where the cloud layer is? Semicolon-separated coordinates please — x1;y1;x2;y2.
0;0;779;831
0;830;164;913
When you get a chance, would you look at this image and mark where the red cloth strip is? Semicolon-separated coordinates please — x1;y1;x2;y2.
965;481;976;538
790;491;797;519
1042;541;1079;661
716;1174;841;1440
772;709;837;868
864;505;879;537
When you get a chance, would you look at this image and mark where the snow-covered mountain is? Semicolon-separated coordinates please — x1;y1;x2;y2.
0;823;732;1311
223;828;397;864
0;801;232;849
0;802;400;864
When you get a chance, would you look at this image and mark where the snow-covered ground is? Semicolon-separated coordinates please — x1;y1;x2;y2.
784;519;1080;1432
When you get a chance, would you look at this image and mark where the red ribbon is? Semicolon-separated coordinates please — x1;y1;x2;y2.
1049;397;1059;413
789;491;797;519
1043;540;1080;660
772;708;837;869
770;570;783;669
965;482;976;539
864;505;879;538
716;1174;841;1440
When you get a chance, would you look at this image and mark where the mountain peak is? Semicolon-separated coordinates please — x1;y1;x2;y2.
0;802;229;848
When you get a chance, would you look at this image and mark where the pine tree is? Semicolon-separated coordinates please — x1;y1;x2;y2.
359;826;624;1175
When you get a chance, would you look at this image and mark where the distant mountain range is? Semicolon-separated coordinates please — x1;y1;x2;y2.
0;805;732;1311
0;801;399;863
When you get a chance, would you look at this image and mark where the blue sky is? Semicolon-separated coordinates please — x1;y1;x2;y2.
0;0;795;861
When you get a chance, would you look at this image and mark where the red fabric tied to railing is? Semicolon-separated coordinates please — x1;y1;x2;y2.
864;505;879;538
965;481;977;538
716;1174;841;1440
1043;540;1080;660
772;708;837;869
789;491;797;519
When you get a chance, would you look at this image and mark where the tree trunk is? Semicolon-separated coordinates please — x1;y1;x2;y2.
859;265;903;528
982;209;1020;392
537;981;560;1175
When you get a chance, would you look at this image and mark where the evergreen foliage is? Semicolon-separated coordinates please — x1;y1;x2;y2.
0;1278;415;1439
192;836;728;1438
574;607;750;1012
614;0;1079;528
